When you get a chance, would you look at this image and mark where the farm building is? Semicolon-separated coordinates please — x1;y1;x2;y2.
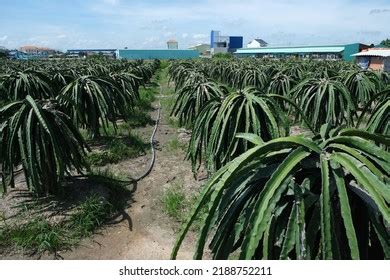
247;39;268;48
116;49;199;60
352;48;390;72
235;43;369;61
188;44;211;56
19;45;56;56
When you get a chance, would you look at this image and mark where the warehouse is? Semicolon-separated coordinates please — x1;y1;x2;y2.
66;49;117;58
235;43;369;61
189;44;211;56
116;49;199;60
352;48;390;72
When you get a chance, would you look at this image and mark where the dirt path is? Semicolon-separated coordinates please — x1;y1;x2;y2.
61;84;202;260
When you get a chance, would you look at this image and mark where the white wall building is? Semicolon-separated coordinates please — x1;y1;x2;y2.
247;39;268;48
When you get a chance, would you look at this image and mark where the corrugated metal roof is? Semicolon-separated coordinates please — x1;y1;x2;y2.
352;49;390;57
236;46;345;54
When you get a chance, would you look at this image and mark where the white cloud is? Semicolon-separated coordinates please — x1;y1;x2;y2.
193;34;208;39
182;33;189;39
142;37;159;45
0;35;8;41
56;34;67;39
370;9;390;14
164;31;175;38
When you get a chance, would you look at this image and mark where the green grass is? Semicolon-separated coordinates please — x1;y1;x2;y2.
0;218;68;254
186;190;208;231
67;195;113;238
161;182;207;231
126;108;155;127
159;66;174;89
0;196;112;255
161;182;187;221
137;86;158;110
0;171;132;256
87;134;148;166
160;96;180;127
167;136;187;153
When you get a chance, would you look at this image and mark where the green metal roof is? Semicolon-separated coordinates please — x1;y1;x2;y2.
236;46;345;54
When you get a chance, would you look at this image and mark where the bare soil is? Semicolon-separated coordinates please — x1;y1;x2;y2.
61;104;203;260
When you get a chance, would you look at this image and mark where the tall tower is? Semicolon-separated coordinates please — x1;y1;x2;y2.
167;39;178;50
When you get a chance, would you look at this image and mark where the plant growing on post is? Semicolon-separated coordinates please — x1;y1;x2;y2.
110;72;142;105
172;125;390;260
0;96;90;196
186;97;223;174
0;70;54;100
58;75;130;138
171;82;226;127
268;72;295;98
356;89;390;136
188;87;289;173
365;97;389;135
240;67;269;90
292;77;356;132
343;70;383;108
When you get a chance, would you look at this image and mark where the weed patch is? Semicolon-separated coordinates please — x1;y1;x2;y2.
167;136;187;153
87;135;148;166
0;171;133;257
161;183;186;221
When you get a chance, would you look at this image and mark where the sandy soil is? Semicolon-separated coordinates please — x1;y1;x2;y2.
58;98;203;260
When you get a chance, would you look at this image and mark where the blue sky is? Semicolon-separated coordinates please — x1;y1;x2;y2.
0;0;390;50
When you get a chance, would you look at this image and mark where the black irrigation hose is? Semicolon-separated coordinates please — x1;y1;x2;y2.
130;100;161;183
127;85;163;183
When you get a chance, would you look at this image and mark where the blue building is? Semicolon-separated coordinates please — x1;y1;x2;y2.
210;30;243;55
116;49;199;60
8;50;39;60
